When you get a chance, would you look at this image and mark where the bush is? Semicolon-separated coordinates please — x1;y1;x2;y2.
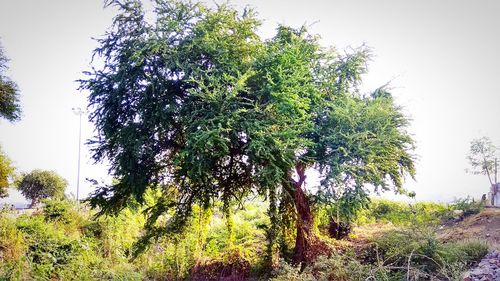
316;198;453;233
270;254;403;281
369;226;489;280
440;239;489;265
345;198;452;227
0;215;25;261
42;199;76;222
14;214;83;279
0;206;148;280
191;248;251;281
450;196;484;217
0;214;29;280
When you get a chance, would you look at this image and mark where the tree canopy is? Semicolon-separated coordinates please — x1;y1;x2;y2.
0;145;15;198
467;136;498;185
16;170;67;208
81;0;415;263
0;42;21;122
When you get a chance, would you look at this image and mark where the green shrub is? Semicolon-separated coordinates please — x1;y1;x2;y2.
8;206;149;280
353;199;452;226
95;208;145;261
42;199;75;222
411;202;451;224
440;239;489;265
450;196;484;216
270;254;403;281
0;215;25;261
369;226;489;280
315;198;453;233
0;214;29;280
14;214;81;279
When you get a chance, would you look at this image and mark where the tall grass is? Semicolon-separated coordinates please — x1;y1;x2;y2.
0;198;270;280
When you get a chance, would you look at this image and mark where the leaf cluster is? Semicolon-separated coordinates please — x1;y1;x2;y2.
0;145;15;198
0;42;21;122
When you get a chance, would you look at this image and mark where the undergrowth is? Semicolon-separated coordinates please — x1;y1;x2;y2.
0;197;489;280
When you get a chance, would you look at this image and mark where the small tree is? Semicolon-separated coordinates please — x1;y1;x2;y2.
0;145;15;198
16;170;67;208
0;41;21;122
467;136;498;186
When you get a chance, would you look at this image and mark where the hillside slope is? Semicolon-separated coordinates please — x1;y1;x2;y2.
439;207;500;248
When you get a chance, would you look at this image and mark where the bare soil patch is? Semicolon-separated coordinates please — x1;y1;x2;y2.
439;207;500;248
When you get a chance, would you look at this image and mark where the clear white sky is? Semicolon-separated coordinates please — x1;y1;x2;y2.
1;0;499;204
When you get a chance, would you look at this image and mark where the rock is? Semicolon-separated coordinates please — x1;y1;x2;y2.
453;209;464;219
464;250;500;281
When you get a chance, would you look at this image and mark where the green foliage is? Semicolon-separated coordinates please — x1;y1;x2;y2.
97;208;145;262
81;0;416;260
271;254;402;281
0;215;27;280
450;196;484;216
270;260;308;281
444;239;489;265
352;197;483;227
0;145;15;198
204;202;268;261
316;198;452;232
16;169;68;207
15;214;83;280
42;199;75;223
315;188;370;227
314;88;416;204
356;199;451;226
142;201;268;279
275;224;481;281
0;42;21;122
0;201;148;280
370;227;488;280
0;198;491;280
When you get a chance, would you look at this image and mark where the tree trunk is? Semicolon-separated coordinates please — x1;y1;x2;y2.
29;198;38;209
292;163;314;265
267;187;280;268
328;217;351;240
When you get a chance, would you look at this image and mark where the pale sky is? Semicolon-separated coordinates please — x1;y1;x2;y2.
1;0;499;205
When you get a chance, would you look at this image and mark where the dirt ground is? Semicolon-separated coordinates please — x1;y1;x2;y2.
438;207;500;249
346;208;500;254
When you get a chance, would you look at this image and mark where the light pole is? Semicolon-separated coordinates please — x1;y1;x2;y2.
72;107;87;204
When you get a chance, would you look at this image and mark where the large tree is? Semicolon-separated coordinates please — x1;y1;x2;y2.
0;42;21;122
16;170;67;208
81;0;415;264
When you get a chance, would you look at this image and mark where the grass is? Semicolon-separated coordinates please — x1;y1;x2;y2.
0;197;491;280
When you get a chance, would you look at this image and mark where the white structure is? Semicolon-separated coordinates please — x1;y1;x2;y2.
487;183;500;207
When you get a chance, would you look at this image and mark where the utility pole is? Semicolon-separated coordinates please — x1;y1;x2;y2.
72;107;87;204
